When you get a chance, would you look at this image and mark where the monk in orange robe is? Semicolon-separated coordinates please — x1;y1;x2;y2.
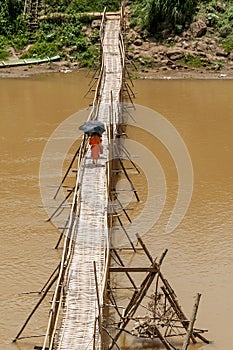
89;134;103;164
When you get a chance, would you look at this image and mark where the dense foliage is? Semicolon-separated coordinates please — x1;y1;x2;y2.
0;0;232;66
0;0;122;64
130;0;197;33
201;0;233;38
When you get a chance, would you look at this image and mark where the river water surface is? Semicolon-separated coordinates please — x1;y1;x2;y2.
0;72;232;350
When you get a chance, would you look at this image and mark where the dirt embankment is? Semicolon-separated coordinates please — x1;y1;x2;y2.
122;4;233;79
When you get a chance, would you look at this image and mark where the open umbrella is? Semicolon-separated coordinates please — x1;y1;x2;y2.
79;120;106;136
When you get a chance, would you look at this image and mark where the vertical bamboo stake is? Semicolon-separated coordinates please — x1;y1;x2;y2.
182;293;201;350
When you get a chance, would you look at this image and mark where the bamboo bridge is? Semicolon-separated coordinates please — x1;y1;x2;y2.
42;9;125;350
14;6;210;350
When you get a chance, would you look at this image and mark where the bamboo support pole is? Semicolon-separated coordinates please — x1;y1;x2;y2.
111;249;137;289
117;152;140;202
40;263;61;294
125;65;134;87
126;250;167;317
54;215;70;249
126;53;138;71
13;272;59;343
114;211;136;251
152;323;176;350
123;249;166;318
93;317;97;350
161;284;196;344
107;284;124;320
108;250;167;349
93;261;103;349
54;228;65;249
88;66;100;86
115;197;132;223
84;78;99;98
108;265;157;349
125;81;135;98
194;332;210;344
120;145;140;174
103;326;121;350
53;146;80;199
182;293;201;350
135;233;153;263
123;82;135;107
46;186;75;222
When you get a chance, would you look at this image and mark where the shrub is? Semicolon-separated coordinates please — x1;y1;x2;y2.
66;0;121;13
27;42;59;58
11;34;30;50
0;48;9;60
77;45;99;67
179;54;207;68
131;0;197;34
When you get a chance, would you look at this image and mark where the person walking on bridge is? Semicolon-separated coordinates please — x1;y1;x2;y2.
89;133;103;165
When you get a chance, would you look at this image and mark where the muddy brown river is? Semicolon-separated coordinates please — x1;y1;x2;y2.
0;71;232;350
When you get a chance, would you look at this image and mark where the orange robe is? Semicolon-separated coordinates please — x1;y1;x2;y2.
89;135;102;161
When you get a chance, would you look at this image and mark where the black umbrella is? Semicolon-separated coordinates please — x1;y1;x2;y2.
79;120;106;136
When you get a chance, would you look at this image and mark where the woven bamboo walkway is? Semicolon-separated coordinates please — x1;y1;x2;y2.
56;14;122;350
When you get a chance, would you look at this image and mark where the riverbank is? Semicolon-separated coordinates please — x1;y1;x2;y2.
0;59;232;79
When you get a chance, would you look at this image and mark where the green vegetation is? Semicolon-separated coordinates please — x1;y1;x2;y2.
179;54;208;68
130;0;197;33
200;0;233;38
0;0;121;66
0;0;23;36
130;0;233;38
222;36;233;52
0;0;232;69
0;48;9;60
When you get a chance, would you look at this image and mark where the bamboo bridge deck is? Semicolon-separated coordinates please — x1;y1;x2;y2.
42;12;123;350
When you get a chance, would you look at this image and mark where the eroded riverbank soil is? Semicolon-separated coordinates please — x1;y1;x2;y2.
0;60;233;79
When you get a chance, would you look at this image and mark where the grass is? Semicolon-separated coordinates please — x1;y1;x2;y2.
178;54;210;68
221;37;233;52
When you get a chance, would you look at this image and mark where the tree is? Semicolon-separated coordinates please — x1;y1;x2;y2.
0;0;23;35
